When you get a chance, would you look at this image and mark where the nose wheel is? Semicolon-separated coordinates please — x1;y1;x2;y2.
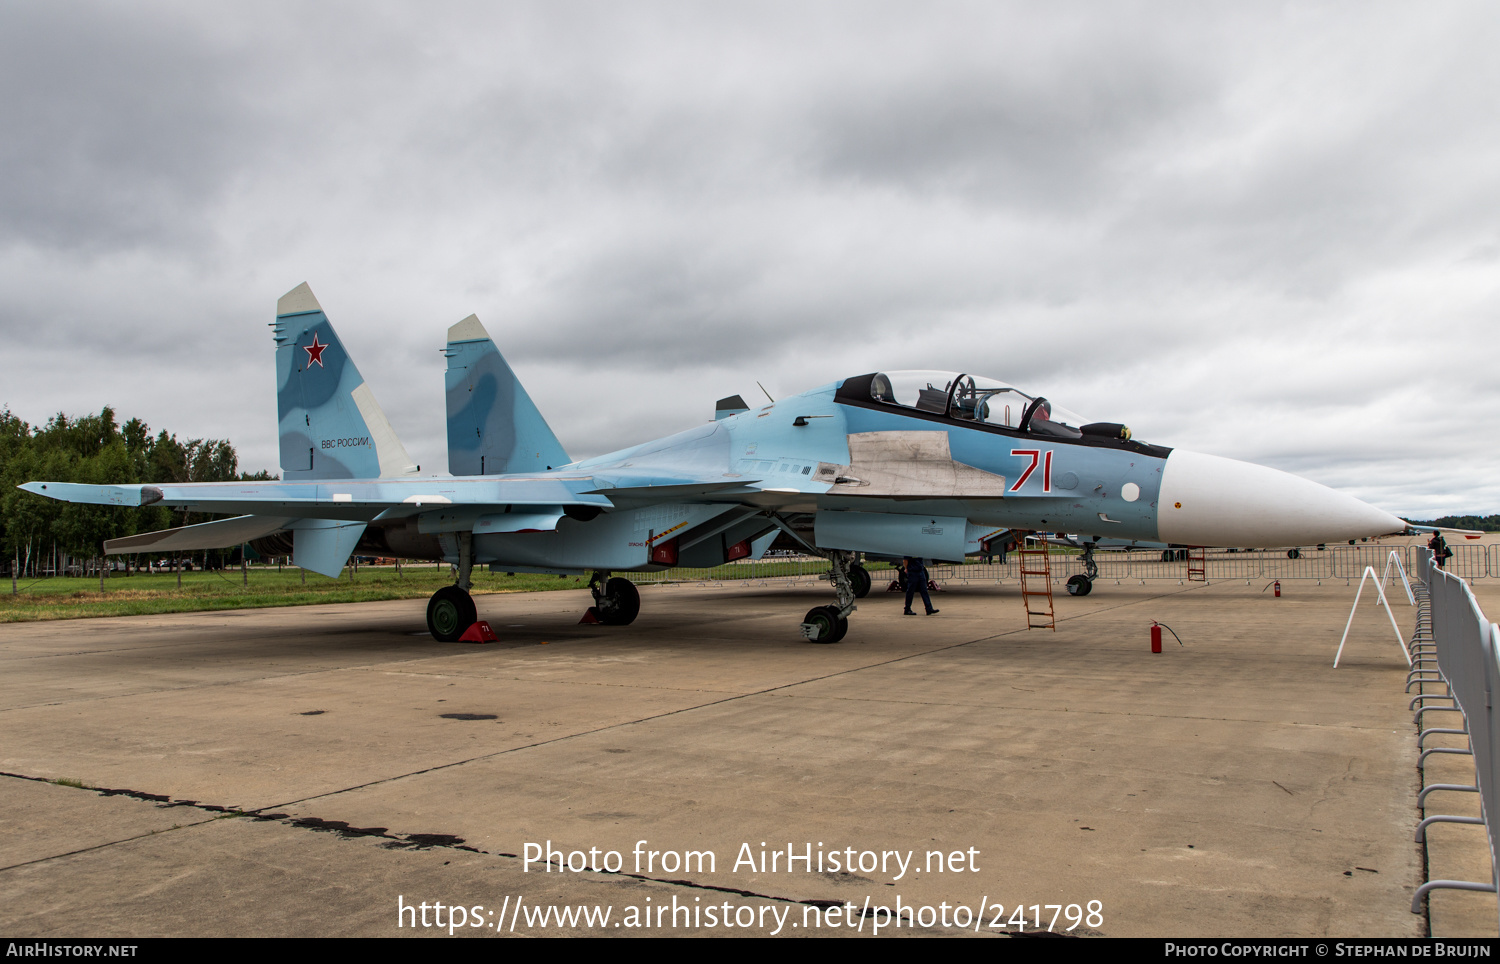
799;549;858;642
801;605;849;643
1065;574;1093;596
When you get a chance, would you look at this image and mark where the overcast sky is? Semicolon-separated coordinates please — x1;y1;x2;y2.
2;2;1495;517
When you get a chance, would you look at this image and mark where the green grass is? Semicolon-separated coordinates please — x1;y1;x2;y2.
0;558;899;623
0;564;592;622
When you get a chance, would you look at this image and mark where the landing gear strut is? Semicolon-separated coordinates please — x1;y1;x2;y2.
1066;542;1098;596
428;532;478;642
803;550;858;643
588;571;640;625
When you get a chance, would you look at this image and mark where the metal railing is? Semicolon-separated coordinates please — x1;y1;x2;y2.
632;544;1493;587
1409;550;1500;926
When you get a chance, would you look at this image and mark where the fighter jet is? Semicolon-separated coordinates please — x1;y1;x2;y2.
20;284;1408;642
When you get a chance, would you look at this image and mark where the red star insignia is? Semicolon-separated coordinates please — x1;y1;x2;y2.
304;333;328;368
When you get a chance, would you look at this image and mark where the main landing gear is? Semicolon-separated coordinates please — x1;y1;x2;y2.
802;550;859;643
428;585;477;641
848;562;872;599
428;532;478;642
587;571;640;625
1066;542;1099;596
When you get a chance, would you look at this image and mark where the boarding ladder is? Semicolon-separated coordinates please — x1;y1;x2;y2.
1017;535;1056;631
1187;547;1207;582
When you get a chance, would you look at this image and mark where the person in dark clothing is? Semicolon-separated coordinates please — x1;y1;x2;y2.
1429;532;1452;569
903;557;938;615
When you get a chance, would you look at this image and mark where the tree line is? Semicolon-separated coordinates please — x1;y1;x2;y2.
1409;515;1500;532
1;406;274;576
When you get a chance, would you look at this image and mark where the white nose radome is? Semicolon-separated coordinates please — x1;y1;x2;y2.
1157;450;1406;548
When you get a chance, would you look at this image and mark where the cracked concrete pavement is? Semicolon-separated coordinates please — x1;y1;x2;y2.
0;573;1467;937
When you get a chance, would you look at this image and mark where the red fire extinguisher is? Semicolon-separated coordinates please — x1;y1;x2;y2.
1150;621;1183;653
1274;580;1281;597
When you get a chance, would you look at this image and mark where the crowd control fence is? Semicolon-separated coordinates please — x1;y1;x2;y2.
631;543;1492;589
1408;550;1500;928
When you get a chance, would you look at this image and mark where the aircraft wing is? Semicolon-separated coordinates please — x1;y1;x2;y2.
581;479;763;500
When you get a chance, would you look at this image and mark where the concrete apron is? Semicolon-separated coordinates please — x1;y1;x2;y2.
0;578;1443;937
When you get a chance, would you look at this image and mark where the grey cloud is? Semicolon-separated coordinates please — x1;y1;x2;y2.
1;3;1497;514
0;6;268;253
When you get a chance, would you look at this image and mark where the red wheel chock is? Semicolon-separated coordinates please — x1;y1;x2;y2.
457;621;499;643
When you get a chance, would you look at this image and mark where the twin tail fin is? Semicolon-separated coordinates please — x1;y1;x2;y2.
272;283;418;481
444;315;569;476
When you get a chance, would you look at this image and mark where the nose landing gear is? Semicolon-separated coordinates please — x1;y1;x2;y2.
801;550;858;642
1066;542;1099;596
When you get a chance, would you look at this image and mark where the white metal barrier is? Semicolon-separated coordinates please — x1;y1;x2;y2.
633;544;1492;588
1410;550;1500;925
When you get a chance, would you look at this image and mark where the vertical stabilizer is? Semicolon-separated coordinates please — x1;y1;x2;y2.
272;283;419;481
444;315;569;476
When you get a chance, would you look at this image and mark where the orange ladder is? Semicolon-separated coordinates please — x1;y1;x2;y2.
1017;535;1056;631
1187;547;1207;582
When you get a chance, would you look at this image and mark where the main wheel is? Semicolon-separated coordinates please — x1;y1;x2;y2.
1287;548;1301;559
428;585;477;642
598;577;640;625
802;605;841;643
1066;574;1093;596
1161;549;1173;563
849;564;872;599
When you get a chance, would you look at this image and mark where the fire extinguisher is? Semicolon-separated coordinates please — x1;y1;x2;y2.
1274;580;1281;597
1150;621;1184;653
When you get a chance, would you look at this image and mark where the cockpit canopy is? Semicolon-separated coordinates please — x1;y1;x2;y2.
867;371;1090;439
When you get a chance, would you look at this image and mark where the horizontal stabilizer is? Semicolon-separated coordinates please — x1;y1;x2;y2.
292;518;367;578
18;481;163;506
445;315;569;476
815;432;1008;499
105;515;294;555
19;476;616;523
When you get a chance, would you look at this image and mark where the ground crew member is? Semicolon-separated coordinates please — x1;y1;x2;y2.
903;557;939;615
